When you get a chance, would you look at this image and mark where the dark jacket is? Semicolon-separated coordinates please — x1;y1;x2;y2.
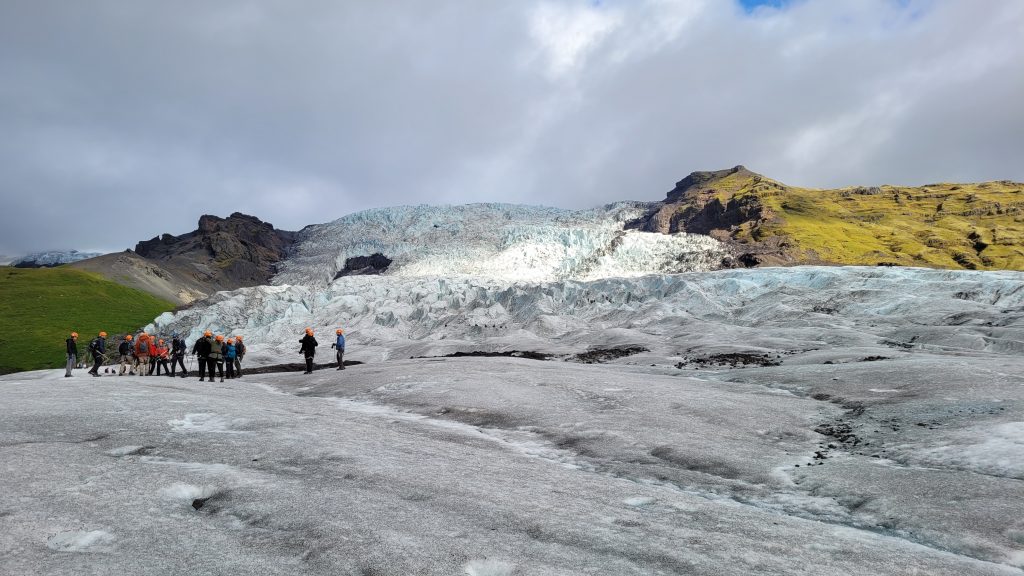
118;341;131;355
66;338;78;356
192;337;212;358
333;334;346;350
299;335;318;357
172;337;186;357
91;336;106;357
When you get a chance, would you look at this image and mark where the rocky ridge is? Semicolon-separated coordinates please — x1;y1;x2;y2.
70;213;297;305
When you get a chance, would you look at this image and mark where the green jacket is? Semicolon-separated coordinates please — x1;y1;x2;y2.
206;337;223;360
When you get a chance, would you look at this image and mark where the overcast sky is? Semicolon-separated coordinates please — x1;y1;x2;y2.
1;0;1022;255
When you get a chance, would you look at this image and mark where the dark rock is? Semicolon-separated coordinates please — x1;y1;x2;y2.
334;253;393;279
131;212;297;296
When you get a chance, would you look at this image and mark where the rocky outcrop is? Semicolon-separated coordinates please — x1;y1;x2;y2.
628;166;798;266
334;253;393;279
134;212;297;288
72;213;297;304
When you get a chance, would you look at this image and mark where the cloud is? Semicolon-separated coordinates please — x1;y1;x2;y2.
0;0;1021;255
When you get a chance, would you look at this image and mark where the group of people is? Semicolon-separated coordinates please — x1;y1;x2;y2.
190;330;247;382
63;326;348;379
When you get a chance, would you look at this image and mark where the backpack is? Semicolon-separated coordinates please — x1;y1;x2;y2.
88;338;99;353
139;340;150;354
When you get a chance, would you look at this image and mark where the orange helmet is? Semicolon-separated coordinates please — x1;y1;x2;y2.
99;331;107;337
125;334;133;341
140;333;149;340
227;338;234;344
158;339;165;345
235;335;243;341
70;332;78;338
215;335;224;342
305;327;314;335
204;330;212;337
336;329;343;335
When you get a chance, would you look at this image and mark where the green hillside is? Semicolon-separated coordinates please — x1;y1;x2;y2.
662;168;1024;270
0;267;175;374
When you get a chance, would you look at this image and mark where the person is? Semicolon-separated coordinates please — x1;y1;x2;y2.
153;339;170;376
87;331;107;377
65;332;79;378
330;328;346;370
135;333;152;376
224;338;237;379
192;330;213;381
299;327;318;374
233;335;245;377
117;335;133;376
209;334;225;382
170;333;187;377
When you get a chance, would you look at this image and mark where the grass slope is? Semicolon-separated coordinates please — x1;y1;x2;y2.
709;172;1024;270
0;267;175;374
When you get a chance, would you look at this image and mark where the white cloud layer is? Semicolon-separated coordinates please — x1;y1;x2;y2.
0;0;1021;254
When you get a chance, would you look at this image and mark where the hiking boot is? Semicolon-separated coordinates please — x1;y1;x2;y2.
220;377;224;382
198;378;205;382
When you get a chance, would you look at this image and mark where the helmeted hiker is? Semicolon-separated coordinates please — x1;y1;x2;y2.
65;332;79;378
87;331;107;377
170;333;187;377
153;339;171;376
209;334;225;382
224;338;237;379
233;335;245;377
135;333;152;376
193;330;213;381
330;328;346;370
117;335;133;375
299;327;318;374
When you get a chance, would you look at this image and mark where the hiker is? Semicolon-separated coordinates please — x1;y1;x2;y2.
224;338;237;379
193;330;213;381
65;332;79;377
233;335;245;377
209;334;225;382
331;328;346;370
87;331;107;377
135;333;152;376
117;335;133;375
299;328;318;374
170;333;187;377
153;339;171;376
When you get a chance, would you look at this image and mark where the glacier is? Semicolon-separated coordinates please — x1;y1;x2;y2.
4;202;1024;574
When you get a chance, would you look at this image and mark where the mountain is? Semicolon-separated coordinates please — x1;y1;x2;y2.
10;249;103;268
69;213;297;305
628;165;1024;270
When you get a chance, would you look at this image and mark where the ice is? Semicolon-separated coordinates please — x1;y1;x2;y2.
45;530;116;553
464;559;516;576
3;353;1024;574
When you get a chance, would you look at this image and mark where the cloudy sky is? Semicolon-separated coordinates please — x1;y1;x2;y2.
1;0;1022;256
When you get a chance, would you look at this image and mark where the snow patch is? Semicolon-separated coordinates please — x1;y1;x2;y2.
464;558;516;576
913;421;1024;479
159;482;218;502
106;445;146;457
46;530;115;553
623;496;656;506
169;413;249;434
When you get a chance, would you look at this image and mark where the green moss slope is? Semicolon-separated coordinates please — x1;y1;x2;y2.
692;172;1024;270
0;267;175;374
